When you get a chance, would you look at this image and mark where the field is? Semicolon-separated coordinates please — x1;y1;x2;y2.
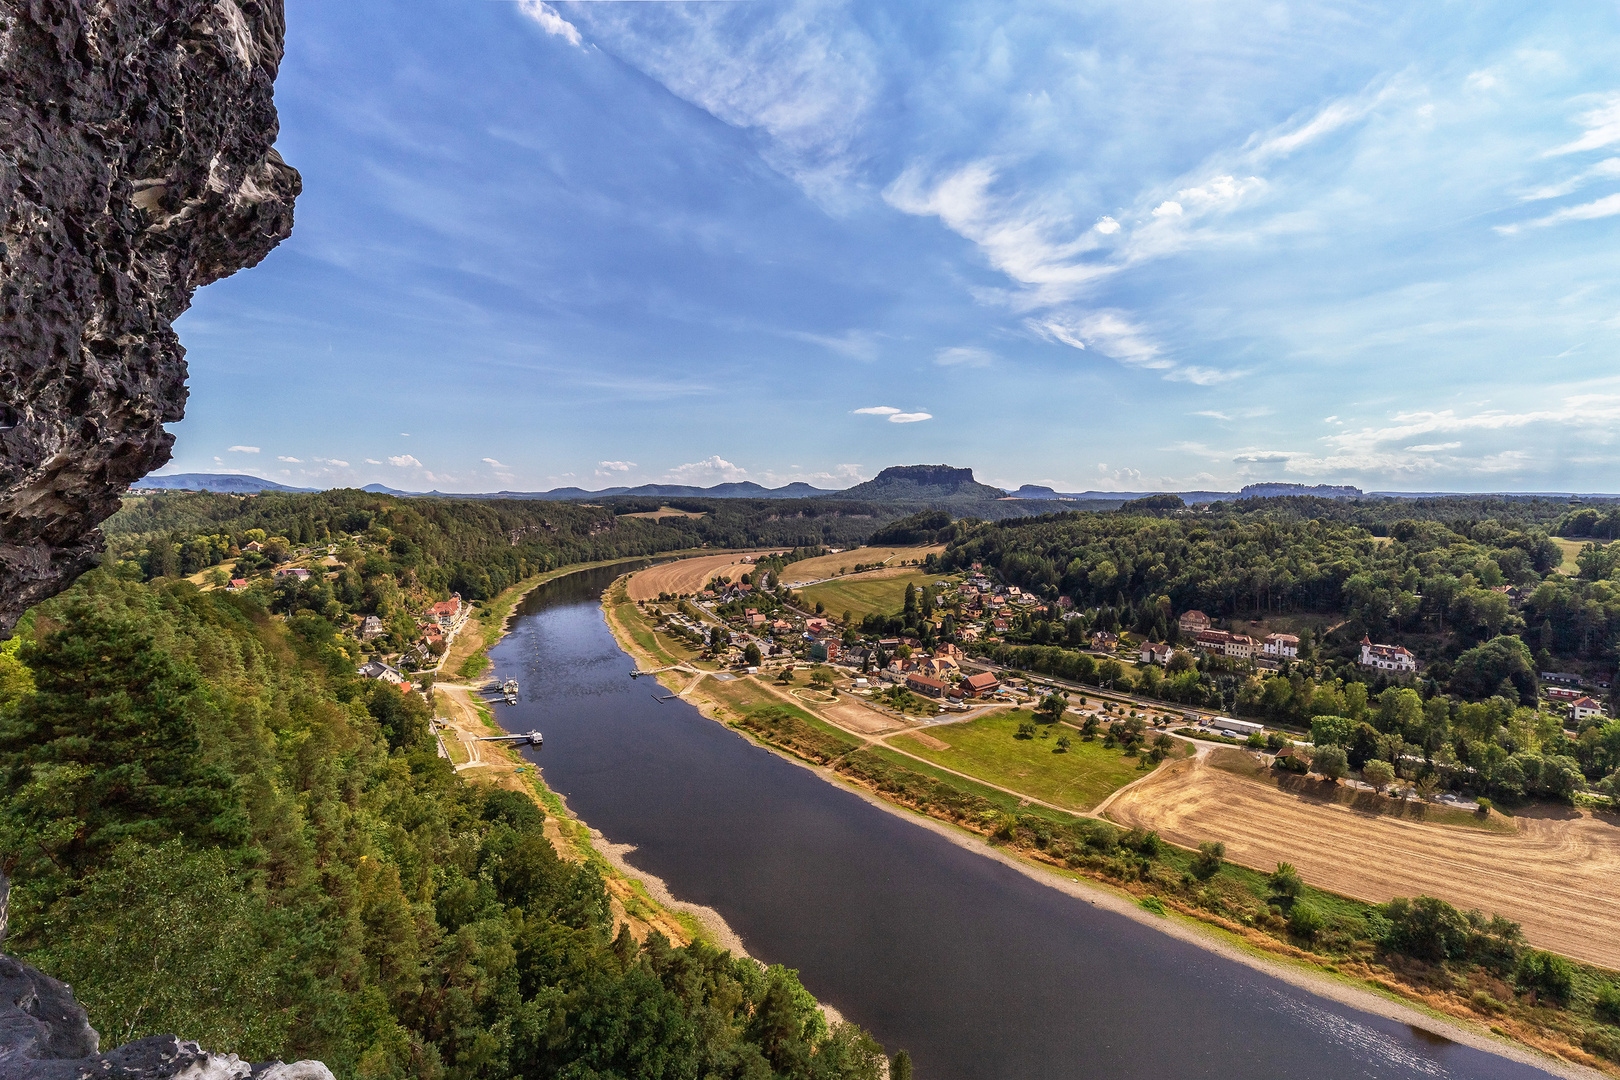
1106;749;1620;969
625;551;783;600
622;507;706;521
796;568;955;622
1550;536;1601;575
894;710;1159;812
778;545;946;586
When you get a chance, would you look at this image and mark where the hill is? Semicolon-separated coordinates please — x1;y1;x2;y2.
132;473;316;493
829;465;1008;503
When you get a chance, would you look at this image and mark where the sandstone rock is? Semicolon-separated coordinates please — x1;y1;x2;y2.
0;0;301;633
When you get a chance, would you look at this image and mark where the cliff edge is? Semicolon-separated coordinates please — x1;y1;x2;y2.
0;0;301;633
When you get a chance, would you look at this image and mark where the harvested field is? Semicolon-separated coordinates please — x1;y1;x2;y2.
626;552;783;600
1107;751;1620;969
779;545;946;586
1550;536;1602;575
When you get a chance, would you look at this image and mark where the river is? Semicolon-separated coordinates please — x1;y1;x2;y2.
489;563;1562;1080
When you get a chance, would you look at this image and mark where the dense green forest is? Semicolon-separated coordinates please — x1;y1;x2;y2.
0;570;892;1079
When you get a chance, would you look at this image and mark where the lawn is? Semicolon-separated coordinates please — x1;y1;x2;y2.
893;709;1154;811
797;569;956;622
1549;536;1600;575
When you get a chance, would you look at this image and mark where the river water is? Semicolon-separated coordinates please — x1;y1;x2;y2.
490;563;1560;1080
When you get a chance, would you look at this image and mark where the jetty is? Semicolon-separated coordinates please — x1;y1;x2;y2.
478;730;543;747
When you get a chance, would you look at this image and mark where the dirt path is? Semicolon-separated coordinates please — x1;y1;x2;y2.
1107;753;1620;970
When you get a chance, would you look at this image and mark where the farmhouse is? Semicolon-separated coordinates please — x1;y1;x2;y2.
1178;610;1211;633
360;615;385;640
227;578;248;592
1359;637;1418;674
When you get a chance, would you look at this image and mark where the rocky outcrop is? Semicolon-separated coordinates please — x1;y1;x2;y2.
0;0;301;633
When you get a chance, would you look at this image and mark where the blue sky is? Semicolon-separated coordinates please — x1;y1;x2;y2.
168;0;1620;494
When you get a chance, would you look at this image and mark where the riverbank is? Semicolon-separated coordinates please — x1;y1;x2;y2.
601;570;1614;1080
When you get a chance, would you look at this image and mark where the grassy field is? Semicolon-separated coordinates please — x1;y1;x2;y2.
1550;536;1601;575
609;581;702;668
894;709;1156;811
797;568;955;622
779;545;946;585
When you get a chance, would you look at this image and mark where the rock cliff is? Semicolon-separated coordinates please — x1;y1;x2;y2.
0;0;301;633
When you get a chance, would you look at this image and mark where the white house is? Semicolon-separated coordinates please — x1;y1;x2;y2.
1359;637;1418;674
1263;633;1299;659
1570;696;1606;724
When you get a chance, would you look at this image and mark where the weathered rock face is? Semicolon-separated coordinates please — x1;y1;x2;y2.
0;0;301;633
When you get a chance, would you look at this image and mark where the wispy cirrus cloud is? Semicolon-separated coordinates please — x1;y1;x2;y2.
227;445;260;454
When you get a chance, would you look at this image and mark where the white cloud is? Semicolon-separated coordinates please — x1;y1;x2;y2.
570;3;879;207
389;454;423;468
364;458;382;465
596;460;636;477
665;455;749;483
1166;365;1246;386
1246;89;1393;161
1151;200;1183;218
853;405;931;423
1546;93;1620;156
1405;442;1462;452
935;346;995;368
517;0;582;47
1033;311;1170;370
325;459;350;468
1232;451;1293;464
1093;216;1120;235
277;456;302;463
483;458;508;468
1517;157;1620;201
227;445;259;454
1501;192;1620;233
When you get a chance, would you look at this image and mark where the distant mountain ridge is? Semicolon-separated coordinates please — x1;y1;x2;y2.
829;465;1008;503
132;473;316;493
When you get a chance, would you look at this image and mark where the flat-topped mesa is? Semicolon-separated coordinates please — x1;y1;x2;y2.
0;0;302;634
832;465;1009;503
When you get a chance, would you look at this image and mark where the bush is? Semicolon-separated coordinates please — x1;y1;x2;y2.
1595;983;1620;1024
1192;841;1225;880
1288;901;1324;941
1139;896;1167;916
1382;895;1469;963
1268;862;1304;902
1516;950;1574;1004
1476;796;1493;816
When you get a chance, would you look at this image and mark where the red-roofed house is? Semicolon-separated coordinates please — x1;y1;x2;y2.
429;594;462;626
906;673;946;698
961;671;1001;698
1570;696;1606;723
1179;610;1211;633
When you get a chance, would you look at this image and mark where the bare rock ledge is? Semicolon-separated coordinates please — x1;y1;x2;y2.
0;0;301;633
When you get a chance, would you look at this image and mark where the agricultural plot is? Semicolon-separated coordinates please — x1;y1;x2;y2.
1106;750;1620;970
626;552;783;600
778;545;946;586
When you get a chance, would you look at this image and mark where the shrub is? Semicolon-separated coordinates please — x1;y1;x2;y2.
1268;862;1304;902
1192;841;1225;880
1595;983;1620;1024
1288;902;1324;941
1139;896;1167;916
1516;950;1574;1004
1382;896;1469;963
1475;796;1493;816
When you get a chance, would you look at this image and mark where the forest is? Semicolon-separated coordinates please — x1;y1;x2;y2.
0;568;893;1079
